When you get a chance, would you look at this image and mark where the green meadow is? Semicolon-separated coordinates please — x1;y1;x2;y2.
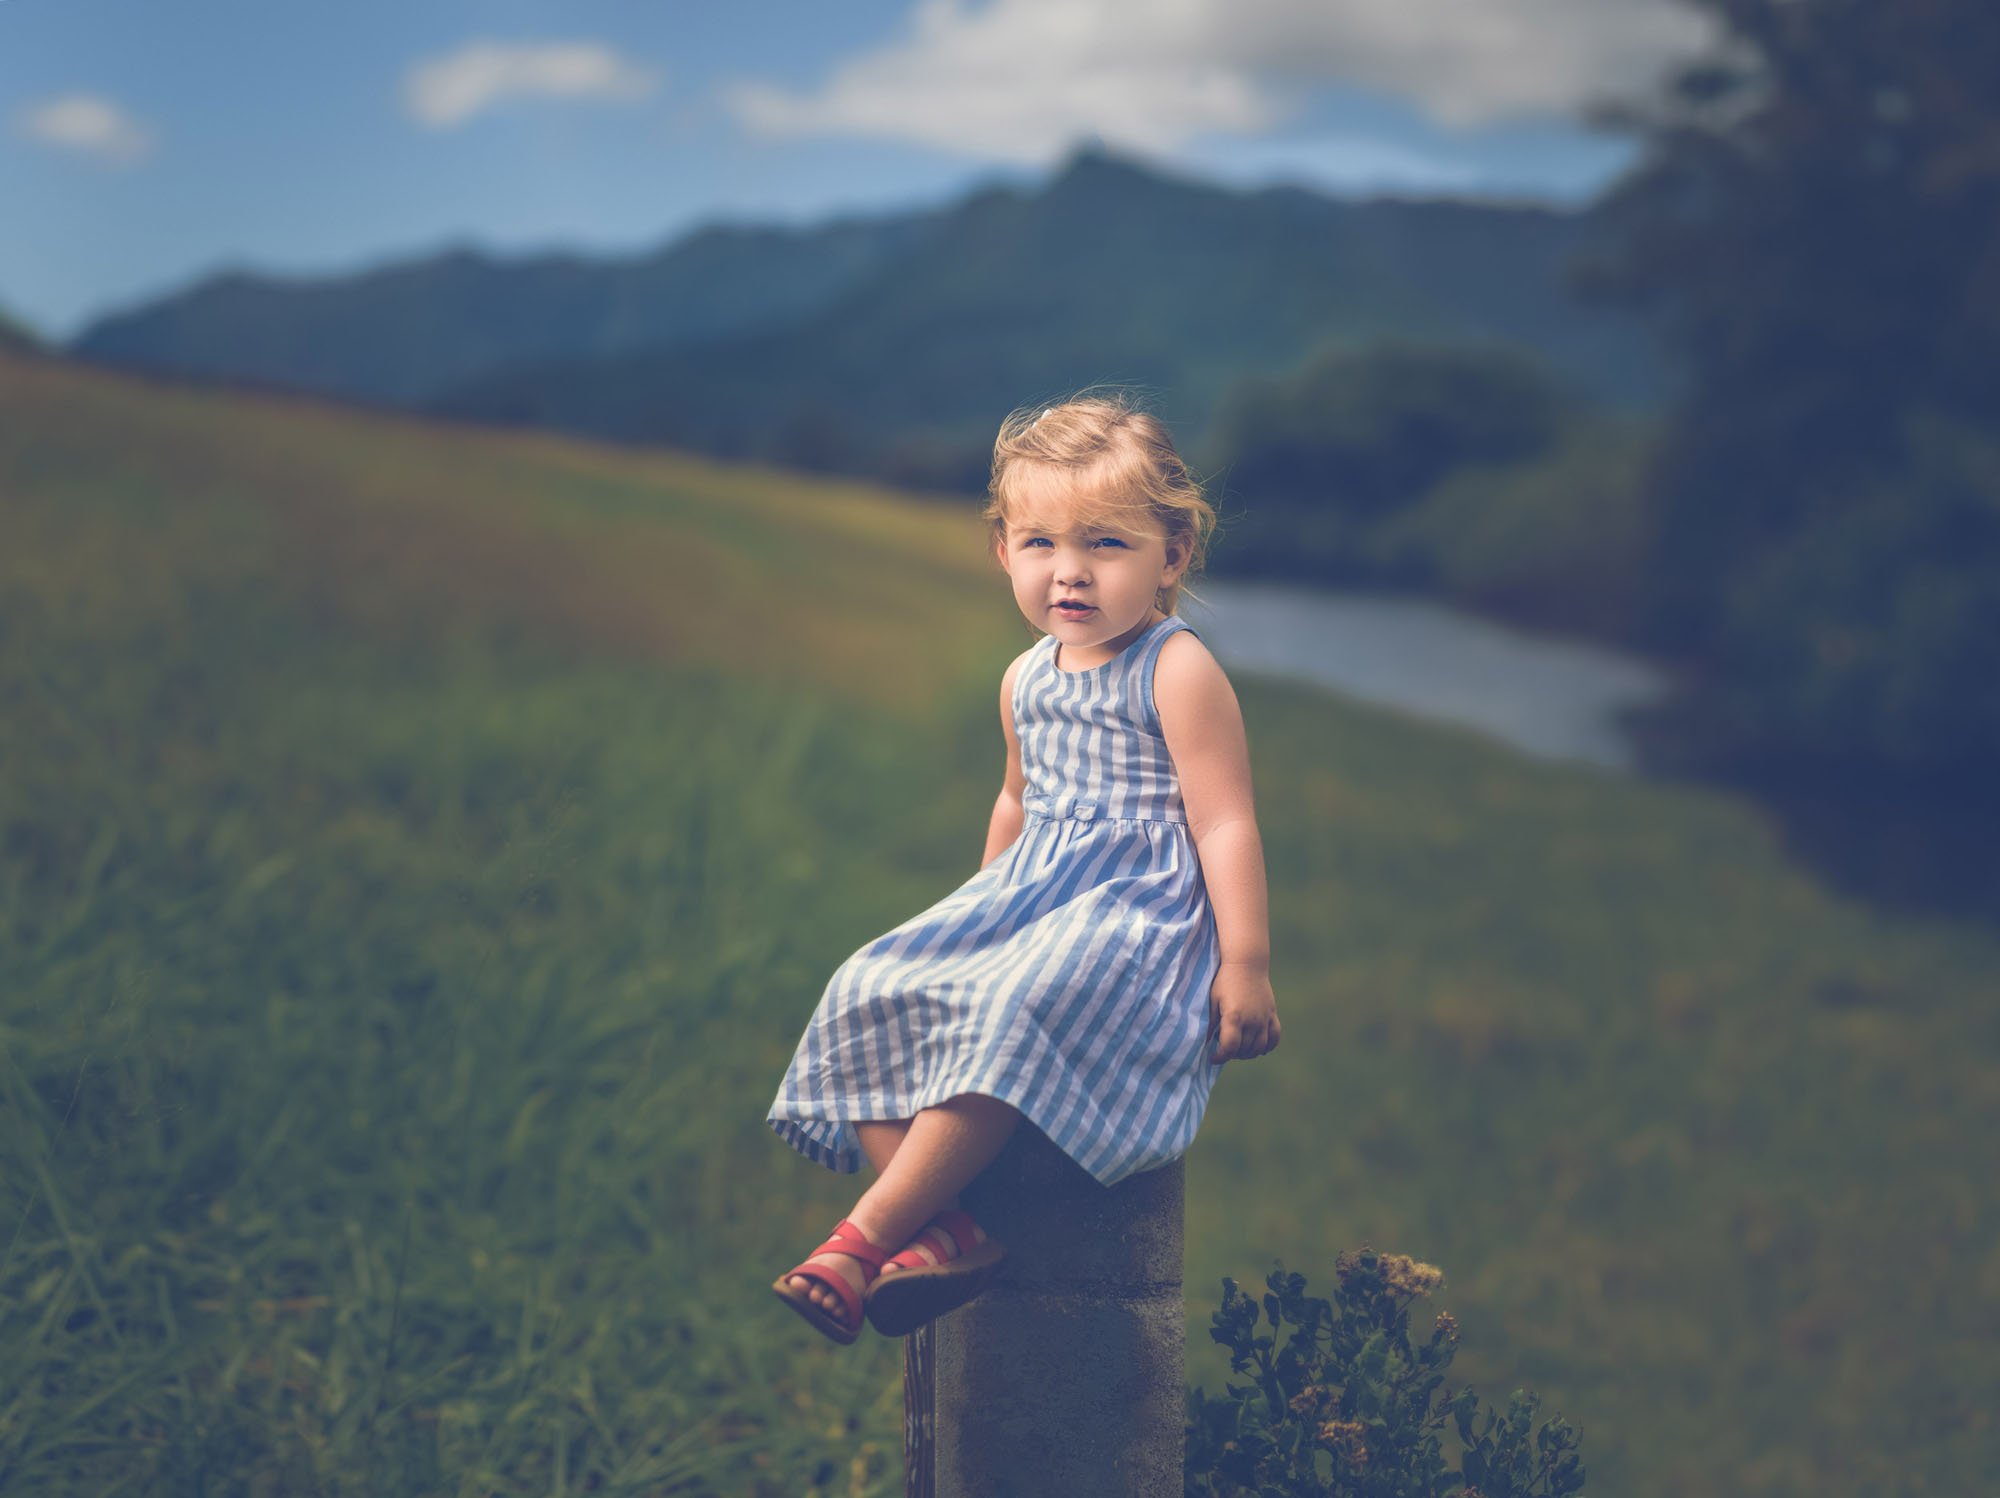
3;350;1995;1495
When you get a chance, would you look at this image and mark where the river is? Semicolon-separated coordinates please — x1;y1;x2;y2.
1178;577;1677;776
1178;578;2000;920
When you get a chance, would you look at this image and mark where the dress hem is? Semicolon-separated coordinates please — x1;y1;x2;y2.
767;1067;1206;1190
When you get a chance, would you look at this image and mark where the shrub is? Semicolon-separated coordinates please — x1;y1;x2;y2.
1186;1247;1585;1496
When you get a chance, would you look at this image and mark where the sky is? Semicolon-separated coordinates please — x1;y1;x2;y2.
0;0;1723;344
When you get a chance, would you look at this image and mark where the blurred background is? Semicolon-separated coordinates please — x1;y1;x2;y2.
3;0;1996;1492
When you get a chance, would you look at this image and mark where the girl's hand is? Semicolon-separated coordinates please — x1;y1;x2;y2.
1208;961;1280;1063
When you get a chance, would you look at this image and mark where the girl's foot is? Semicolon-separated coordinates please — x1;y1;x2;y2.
784;1249;874;1333
864;1209;1009;1338
773;1218;892;1345
780;1213;988;1322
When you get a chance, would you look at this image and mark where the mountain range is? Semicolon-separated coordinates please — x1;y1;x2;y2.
64;145;1675;490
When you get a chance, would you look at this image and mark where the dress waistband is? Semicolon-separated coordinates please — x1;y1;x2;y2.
1022;791;1187;825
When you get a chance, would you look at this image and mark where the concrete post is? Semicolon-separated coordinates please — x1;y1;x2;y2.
924;1118;1186;1496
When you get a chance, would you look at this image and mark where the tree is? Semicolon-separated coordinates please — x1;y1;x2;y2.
1206;340;1569;583
1572;0;2000;766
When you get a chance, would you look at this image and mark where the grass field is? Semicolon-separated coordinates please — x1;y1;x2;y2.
3;349;1996;1495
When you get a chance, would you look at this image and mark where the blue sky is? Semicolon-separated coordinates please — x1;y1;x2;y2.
1;0;1720;342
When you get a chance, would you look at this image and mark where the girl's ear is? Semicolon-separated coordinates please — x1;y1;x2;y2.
1162;536;1190;581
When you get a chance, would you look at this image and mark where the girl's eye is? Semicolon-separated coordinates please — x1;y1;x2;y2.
1019;535;1126;549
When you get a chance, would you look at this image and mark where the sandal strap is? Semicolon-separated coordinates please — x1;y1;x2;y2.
809;1217;890;1274
928;1209;983;1253
888;1226;955;1271
887;1209;985;1269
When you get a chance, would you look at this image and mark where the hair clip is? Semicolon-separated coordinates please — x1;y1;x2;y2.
1032;407;1052;426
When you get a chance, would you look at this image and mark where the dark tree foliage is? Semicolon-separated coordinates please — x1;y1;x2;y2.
1571;0;2000;770
1206;341;1570;584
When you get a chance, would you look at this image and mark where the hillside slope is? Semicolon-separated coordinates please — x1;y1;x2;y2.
1;350;1993;1495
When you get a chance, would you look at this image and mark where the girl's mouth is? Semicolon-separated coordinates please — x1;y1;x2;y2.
1054;601;1096;618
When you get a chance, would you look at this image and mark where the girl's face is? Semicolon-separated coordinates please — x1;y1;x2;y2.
994;495;1189;662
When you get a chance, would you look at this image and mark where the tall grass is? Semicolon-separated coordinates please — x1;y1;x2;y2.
1;584;995;1491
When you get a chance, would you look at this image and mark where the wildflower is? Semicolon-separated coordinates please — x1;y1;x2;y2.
1332;1243;1445;1298
1378;1251;1445;1297
1315;1418;1369;1468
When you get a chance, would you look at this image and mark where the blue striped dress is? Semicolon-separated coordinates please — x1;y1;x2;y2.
767;612;1226;1189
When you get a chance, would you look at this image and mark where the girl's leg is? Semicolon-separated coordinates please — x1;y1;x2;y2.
785;1093;1021;1320
853;1118;973;1271
847;1092;1020;1246
854;1118;915;1176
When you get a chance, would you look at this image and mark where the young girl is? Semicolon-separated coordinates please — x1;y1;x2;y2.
768;393;1280;1344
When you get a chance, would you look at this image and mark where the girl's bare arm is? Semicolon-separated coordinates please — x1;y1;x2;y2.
1155;634;1269;967
1154;632;1281;1060
982;652;1031;868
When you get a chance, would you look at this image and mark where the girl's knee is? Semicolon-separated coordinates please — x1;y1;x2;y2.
932;1090;1019;1121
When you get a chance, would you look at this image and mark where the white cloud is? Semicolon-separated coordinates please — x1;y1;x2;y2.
1206;135;1491;194
724;0;1721;164
404;40;662;129
13;92;154;166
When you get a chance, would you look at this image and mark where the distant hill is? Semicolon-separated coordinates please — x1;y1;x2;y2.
66;215;940;407
0;302;45;356
65;145;1675;489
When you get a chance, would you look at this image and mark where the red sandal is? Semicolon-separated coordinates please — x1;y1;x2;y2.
771;1218;892;1345
864;1208;1008;1338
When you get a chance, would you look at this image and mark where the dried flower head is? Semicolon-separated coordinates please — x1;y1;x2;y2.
1379;1252;1445;1296
1334;1244;1447;1298
1315;1418;1369;1469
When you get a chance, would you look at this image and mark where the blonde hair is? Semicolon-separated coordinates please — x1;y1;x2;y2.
983;389;1218;620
